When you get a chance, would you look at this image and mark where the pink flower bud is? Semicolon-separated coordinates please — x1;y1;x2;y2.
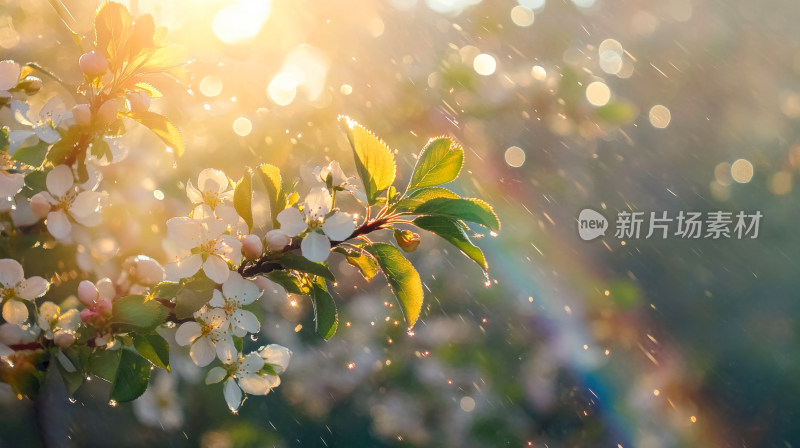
72;103;92;127
95;278;116;301
127;91;151;113
95;298;113;317
78;51;109;77
80;308;103;327
266;229;290;251
97;99;119;126
77;280;99;306
53;331;75;349
29;192;51;219
242;234;264;259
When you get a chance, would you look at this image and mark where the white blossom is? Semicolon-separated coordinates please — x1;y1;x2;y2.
206;351;283;412
36;301;80;339
273;187;355;262
208;272;261;337
175;308;236;366
0;60;20;101
0;259;48;326
165;216;242;284
39;165;102;240
8;97;71;153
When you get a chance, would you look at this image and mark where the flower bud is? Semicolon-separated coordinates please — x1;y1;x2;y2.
133;256;165;285
29;192;51;218
242;234;264;259
96;298;113;317
80;308;103;327
53;331;75;349
266;229;290;251
96;278;116;301
78;51;109;77
97;99;118;126
72;103;92;127
77;280;99;306
18;76;42;95
127;91;151;113
394;229;421;253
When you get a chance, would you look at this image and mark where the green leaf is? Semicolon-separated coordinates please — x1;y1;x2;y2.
129;45;190;75
0;127;8;152
173;276;216;319
594;101;637;124
12;140;48;167
93;1;133;68
413;216;488;271
414;198;500;232
364;243;424;327
310;279;338;340
109;349;152;403
257;163;283;227
278;253;335;281
90;137;112;161
333;247;378;280
126;111;184;157
394;187;460;212
89;348;122;382
263;270;307;295
234;169;254;232
408;137;464;190
133;333;170;371
110;295;169;333
153;281;181;298
338;116;396;205
22;169;49;198
55;346;91;395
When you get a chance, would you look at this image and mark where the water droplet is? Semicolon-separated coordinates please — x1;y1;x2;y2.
347;362;356;370
108;399;118;407
68;397;77;404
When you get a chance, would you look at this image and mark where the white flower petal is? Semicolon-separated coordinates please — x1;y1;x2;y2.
216;235;242;265
189;337;215;367
166;217;203;250
0;173;24;198
34;125;61;145
322;212;356;241
192;204;214;220
46;210;72;240
239;352;264;374
209;289;226;307
39;97;66;124
7;130;35;154
186;180;203;203
198;168;229;194
16;276;48;300
0;343;13;358
57;309;81;332
203;218;228;241
11;100;34;127
238;374;272;396
0;259;24;288
222;272;260;306
2;300;28;326
215;337;236;364
260;344;292;374
203;255;230;284
0;60;20;91
223;378;242;412
46;165;74;198
276;208;307;237
175;321;202;346
205;366;227;384
214;204;240;226
303;187;332;219
300;232;331;263
234;309;260;334
265;229;290;251
69;191;101;218
165;253;203;280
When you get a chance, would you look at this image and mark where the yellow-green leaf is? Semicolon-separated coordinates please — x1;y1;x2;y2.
126;111;184;157
414;197;500;232
93;2;133;69
408;137;464;190
413;215;488;271
338;116;396;205
234;169;253;232
394;187;460;212
310;279;338;340
365;243;424;327
256;163;283;226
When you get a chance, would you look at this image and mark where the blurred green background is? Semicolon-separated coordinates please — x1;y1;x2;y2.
2;0;800;446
